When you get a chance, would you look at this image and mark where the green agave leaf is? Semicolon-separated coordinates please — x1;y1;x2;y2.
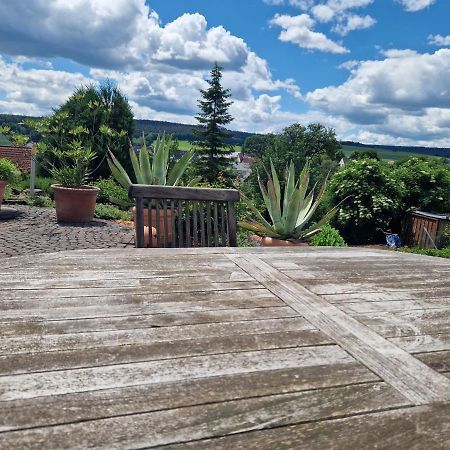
107;150;132;190
237;220;280;238
152;132;169;185
266;176;283;231
129;145;144;184
257;171;273;219
167;149;194;186
139;138;153;184
283;162;295;213
295;188;315;228
297;160;310;203
300;174;330;227
270;160;281;212
241;193;274;231
284;188;304;235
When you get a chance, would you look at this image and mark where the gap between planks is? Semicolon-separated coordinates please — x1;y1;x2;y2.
227;253;450;405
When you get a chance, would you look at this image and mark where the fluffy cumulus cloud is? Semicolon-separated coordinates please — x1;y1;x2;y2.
396;0;436;12
428;35;450;47
270;13;349;53
268;0;376;54
307;49;450;145
0;0;301;129
0;57;92;115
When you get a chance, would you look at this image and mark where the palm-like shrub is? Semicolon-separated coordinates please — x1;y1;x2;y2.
239;160;343;241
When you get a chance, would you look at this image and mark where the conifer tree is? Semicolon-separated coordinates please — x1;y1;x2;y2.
193;63;235;184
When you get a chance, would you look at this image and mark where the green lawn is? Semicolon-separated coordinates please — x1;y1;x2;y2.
178;140;242;152
342;145;437;161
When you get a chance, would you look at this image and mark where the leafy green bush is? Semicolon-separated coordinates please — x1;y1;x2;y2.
401;247;450;259
309;225;347;247
94;177;129;207
25;195;54;208
94;204;132;221
393;157;450;212
329;158;403;244
0;158;20;183
439;225;450;248
34;177;58;197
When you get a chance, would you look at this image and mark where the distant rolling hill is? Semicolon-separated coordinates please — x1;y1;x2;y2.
1;113;449;159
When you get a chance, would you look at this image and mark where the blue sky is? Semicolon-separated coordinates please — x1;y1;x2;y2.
0;0;449;146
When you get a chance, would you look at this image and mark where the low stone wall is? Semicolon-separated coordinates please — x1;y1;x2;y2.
0;145;32;172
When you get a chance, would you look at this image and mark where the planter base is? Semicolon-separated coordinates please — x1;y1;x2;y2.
258;236;309;247
52;184;99;223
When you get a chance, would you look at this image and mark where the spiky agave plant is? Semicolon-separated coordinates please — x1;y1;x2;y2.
107;132;196;191
239;160;344;241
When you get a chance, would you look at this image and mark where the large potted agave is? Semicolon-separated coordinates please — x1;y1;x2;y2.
239;160;344;246
108;133;196;246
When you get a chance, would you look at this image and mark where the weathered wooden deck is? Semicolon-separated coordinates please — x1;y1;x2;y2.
0;247;449;449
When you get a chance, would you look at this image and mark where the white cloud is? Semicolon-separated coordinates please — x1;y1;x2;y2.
270;14;349;53
333;14;376;35
0;56;93;114
396;0;436;12
428;34;450;47
306;49;450;145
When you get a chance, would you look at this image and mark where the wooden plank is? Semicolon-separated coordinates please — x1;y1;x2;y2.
283;269;449;282
161;403;450;450
192;201;198;247
0;307;300;355
354;309;450;337
415;351;450;373
0;259;240;277
0;275;256;291
0;288;276;310
0;383;409;449
129;184;240;201
304;279;450;295
135;196;145;248
227;200;237;246
0;268;254;289
0;280;263;300
0;346;355;401
0;317;313;355
206;200;212;247
323;288;450;303
339;298;450;314
0;297;288;324
185;200;191;248
389;333;450;353
228;253;450;404
0;329;333;376
0;361;379;432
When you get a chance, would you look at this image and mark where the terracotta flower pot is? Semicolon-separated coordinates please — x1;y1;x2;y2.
258;236;309;247
52;184;99;223
0;180;7;209
132;206;175;247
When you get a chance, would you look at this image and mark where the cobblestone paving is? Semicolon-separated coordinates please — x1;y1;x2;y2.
0;205;135;257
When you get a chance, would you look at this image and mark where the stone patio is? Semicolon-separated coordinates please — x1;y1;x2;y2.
0;205;134;257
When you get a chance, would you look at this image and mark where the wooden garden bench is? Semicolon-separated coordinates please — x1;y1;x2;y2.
128;184;240;248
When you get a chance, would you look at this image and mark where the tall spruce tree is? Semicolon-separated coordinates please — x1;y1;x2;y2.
193;63;235;184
